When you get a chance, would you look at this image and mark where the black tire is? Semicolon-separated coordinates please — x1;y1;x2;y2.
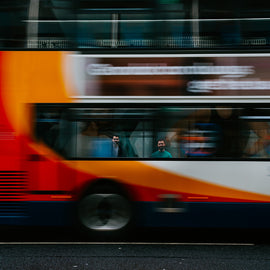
77;183;133;239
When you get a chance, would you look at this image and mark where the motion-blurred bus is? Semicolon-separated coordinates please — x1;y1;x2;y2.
2;51;270;237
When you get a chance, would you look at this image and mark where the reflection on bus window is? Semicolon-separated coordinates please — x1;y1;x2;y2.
180;123;217;157
165;106;270;159
0;1;28;48
35;107;71;156
72;121;112;158
2;0;270;49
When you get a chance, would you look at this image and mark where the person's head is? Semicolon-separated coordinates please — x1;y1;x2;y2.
112;135;120;145
157;139;166;152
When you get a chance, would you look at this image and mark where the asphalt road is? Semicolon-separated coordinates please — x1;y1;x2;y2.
0;227;270;269
0;242;269;270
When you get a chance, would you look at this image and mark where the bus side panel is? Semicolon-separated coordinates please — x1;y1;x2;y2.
0;52;22;171
134;201;270;229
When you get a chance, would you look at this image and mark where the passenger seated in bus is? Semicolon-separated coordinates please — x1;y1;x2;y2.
111;135;125;157
151;139;172;158
111;135;137;158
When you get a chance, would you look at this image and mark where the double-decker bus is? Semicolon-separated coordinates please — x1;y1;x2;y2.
2;51;270;238
2;1;270;238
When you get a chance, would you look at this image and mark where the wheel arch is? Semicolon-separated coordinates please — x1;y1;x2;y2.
78;177;135;202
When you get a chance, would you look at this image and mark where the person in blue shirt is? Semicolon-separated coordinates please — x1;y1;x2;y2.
151;139;172;158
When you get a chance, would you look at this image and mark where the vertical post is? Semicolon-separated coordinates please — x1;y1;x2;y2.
27;0;40;48
111;13;119;48
191;0;199;47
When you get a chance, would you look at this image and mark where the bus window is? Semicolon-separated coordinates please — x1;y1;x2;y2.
35;105;270;160
130;119;154;158
66;107;153;159
31;0;76;49
167;106;270;159
156;0;192;48
120;13;154;48
164;106;247;159
35;106;75;157
241;108;270;158
0;1;28;48
76;13;112;48
35;106;154;159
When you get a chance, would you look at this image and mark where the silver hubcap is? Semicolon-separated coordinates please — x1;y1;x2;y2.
78;193;131;231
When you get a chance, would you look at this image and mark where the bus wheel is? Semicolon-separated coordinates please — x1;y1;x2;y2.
77;189;132;238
